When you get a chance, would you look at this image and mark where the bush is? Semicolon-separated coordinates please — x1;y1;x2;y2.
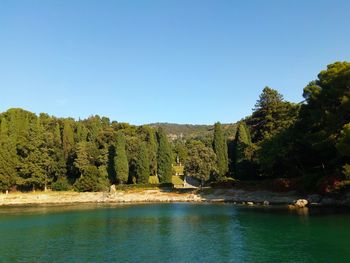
74;166;109;192
52;178;71;191
316;176;344;195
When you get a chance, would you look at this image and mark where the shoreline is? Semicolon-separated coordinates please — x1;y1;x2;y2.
0;188;340;207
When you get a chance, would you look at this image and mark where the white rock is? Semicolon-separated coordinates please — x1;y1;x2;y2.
294;199;308;208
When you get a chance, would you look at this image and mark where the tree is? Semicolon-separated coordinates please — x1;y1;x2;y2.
18;118;52;190
184;140;217;184
74;165;109;192
234;122;255;179
0;118;17;191
114;131;129;184
337;123;350;156
157;127;172;183
212;122;228;180
62;120;75;160
248;87;298;143
291;62;350;176
136;142;150;184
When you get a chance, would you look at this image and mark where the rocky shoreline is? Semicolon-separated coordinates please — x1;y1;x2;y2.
0;188;349;207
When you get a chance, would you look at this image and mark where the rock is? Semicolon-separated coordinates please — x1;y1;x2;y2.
294;199;308;208
263;200;269;206
247;202;254;206
109;184;117;194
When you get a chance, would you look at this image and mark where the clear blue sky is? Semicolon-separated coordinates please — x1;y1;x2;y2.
1;0;349;125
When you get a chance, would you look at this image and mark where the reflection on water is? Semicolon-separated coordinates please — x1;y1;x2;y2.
0;203;350;263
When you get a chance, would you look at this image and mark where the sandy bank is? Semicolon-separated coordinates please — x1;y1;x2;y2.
0;189;307;206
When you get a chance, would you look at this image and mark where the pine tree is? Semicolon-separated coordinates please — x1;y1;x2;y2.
157;127;172;183
114;131;129;184
212;122;228;180
248;87;298;143
136;142;150;184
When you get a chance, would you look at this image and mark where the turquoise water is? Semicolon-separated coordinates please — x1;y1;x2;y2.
0;203;350;263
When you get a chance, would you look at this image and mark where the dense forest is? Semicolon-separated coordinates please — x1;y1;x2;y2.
0;61;349;193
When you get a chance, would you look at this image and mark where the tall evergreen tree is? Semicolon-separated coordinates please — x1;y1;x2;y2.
136;142;150;184
157;127;172;183
62;120;75;160
248;87;298;143
234;122;254;179
114;131;129;184
144;127;158;176
0;118;17;191
212;122;228;180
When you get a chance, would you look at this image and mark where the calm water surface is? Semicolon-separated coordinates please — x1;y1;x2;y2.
0;203;349;263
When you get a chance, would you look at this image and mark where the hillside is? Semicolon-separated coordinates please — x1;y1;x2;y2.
148;122;238;141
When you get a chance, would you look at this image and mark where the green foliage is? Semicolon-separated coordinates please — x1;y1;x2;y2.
336;123;350;156
148;175;159;184
212;122;228;179
291;62;350;176
234;122;255;179
52;177;71;191
248;87;299;143
184;140;217;183
62;120;75;160
136;143;150;184
157;128;173;183
74;165;109;192
0;118;17;191
0;61;349;193
114;131;129;184
342;164;350;180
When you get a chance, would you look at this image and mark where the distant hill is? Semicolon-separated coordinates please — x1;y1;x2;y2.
148;122;238;141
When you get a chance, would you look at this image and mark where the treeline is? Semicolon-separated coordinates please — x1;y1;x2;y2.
0;112;175;191
0;61;349;192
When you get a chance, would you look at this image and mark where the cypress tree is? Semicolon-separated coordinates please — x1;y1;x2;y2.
0;118;17;191
157;127;172;183
62;120;74;160
212;122;228;180
114;131;129;184
234;122;254;179
136;142;150;184
146;128;157;176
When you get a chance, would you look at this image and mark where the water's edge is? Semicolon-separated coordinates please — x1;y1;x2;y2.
1;189;349;208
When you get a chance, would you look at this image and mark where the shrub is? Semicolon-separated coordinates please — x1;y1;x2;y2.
74;166;109;192
52;178;71;191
